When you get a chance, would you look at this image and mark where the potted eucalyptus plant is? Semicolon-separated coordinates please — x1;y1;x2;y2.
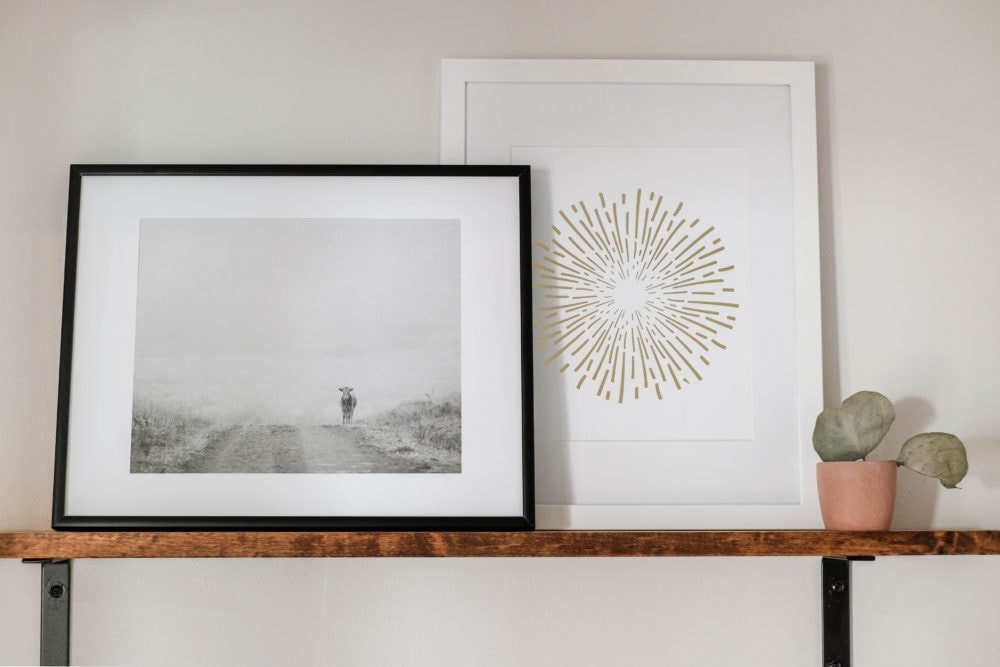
812;390;968;530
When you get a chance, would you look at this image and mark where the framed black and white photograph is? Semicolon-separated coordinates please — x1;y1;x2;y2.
52;164;534;530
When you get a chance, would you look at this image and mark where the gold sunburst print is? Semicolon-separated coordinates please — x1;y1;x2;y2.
533;188;740;403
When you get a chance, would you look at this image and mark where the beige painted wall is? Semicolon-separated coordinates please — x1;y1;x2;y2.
1;1;999;664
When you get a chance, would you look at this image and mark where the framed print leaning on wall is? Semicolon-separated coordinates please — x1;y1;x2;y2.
52;164;534;530
442;59;822;529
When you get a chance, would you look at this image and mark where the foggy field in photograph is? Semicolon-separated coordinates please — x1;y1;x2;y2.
130;217;462;474
131;389;462;474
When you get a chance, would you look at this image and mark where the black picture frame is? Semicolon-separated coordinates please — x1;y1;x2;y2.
52;164;534;530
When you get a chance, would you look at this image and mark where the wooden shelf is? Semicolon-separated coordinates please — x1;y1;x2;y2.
3;530;1000;559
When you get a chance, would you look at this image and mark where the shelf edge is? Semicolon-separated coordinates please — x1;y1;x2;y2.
4;530;1000;559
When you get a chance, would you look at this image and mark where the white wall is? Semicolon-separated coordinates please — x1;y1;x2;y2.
2;0;999;664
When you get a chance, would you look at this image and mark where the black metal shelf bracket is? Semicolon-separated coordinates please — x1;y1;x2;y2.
822;556;874;667
23;558;71;666
14;554;876;666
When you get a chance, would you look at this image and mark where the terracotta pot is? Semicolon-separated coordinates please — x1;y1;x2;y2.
816;461;897;530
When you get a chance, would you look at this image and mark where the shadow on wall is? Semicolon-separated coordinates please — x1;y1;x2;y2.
813;63;843;410
888;395;937;529
964;437;1000;490
889;395;1000;529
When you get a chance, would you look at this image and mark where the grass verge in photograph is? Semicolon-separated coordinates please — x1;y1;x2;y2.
359;393;461;472
131;400;222;473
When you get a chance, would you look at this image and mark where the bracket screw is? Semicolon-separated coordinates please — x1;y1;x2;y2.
48;584;65;599
825;662;842;667
829;581;846;594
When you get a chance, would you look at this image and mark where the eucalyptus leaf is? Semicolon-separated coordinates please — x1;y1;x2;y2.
897;432;969;488
812;390;896;461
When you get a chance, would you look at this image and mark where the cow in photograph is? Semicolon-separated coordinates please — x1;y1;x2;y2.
338;386;357;424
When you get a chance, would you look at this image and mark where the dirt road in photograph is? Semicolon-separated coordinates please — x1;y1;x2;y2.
192;424;426;473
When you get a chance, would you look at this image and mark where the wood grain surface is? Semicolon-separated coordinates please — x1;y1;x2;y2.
4;530;1000;559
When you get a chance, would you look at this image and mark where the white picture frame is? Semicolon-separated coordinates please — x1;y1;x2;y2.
441;59;823;529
